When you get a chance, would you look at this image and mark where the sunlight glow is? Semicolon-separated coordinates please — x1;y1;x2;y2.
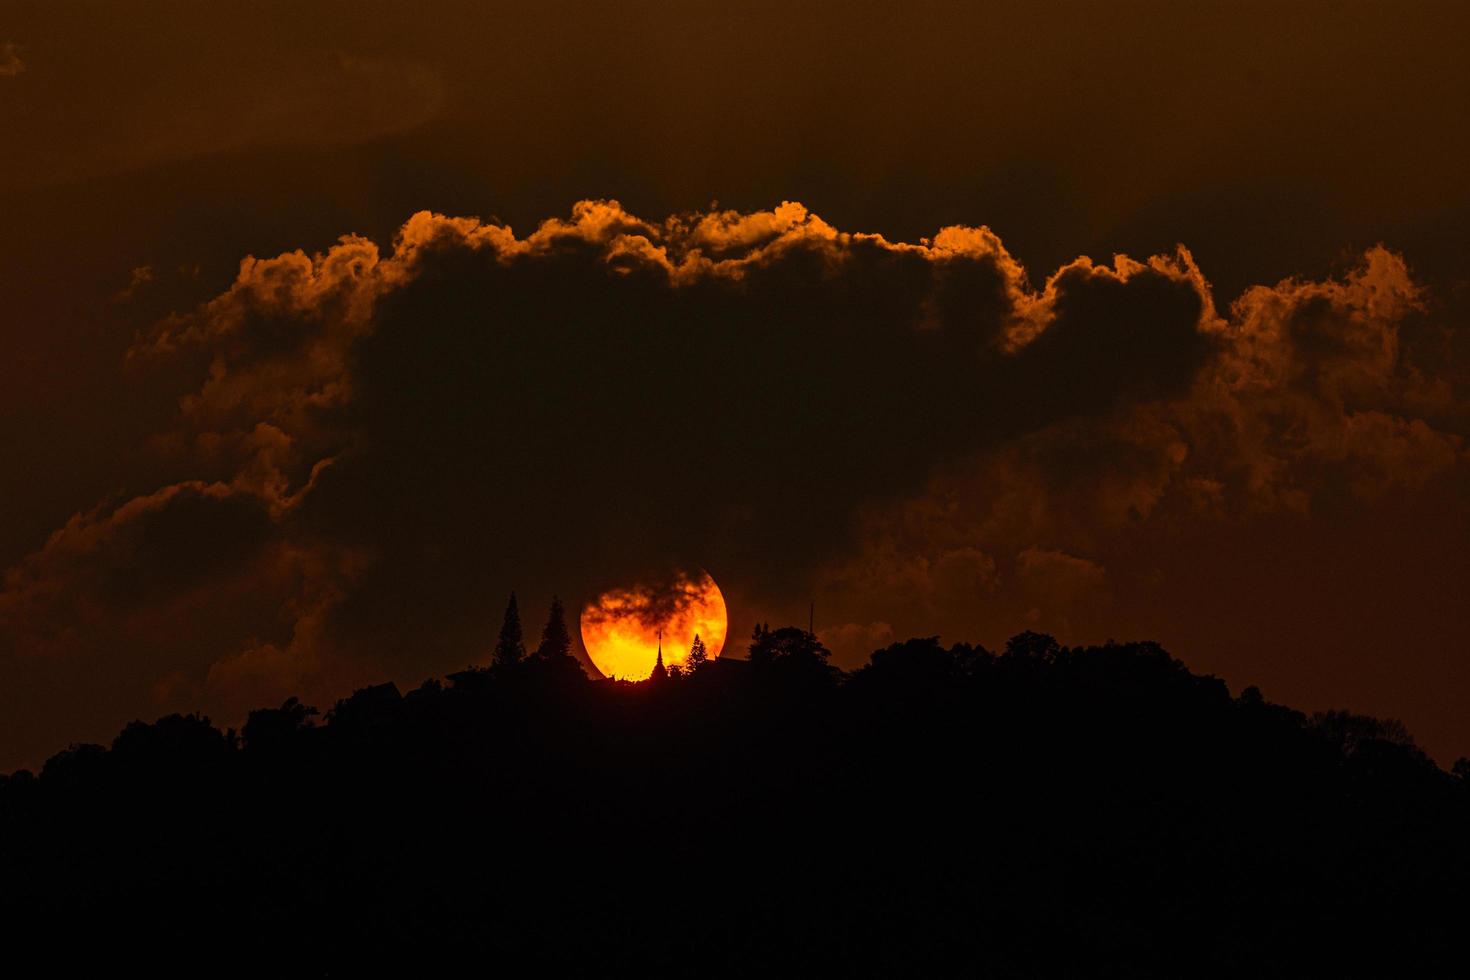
580;570;728;681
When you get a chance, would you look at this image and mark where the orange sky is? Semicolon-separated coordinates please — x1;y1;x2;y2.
0;0;1467;769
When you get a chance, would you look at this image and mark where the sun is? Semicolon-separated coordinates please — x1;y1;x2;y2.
580;569;728;681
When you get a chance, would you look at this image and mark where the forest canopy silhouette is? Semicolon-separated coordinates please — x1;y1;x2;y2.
4;620;1467;973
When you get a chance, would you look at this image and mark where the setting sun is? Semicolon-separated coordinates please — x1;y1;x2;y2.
580;570;728;680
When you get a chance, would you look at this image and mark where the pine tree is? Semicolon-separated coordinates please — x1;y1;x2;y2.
494;592;525;667
535;596;572;660
686;633;709;673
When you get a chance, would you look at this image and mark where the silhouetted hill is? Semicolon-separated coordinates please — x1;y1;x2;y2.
3;632;1467;975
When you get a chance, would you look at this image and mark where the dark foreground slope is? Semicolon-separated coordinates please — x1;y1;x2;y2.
3;633;1468;975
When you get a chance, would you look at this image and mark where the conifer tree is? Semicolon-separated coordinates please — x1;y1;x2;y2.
535;596;572;660
686;633;709;672
494;592;525;667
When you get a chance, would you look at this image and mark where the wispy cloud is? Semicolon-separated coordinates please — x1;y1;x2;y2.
0;41;24;77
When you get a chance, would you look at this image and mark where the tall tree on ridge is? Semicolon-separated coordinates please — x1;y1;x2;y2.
535;596;573;660
494;592;526;667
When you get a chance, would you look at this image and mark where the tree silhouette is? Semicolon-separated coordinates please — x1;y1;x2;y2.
686;634;709;673
111;712;229;768
1003;630;1062;663
748;623;829;665
534;596;572;660
494;592;526;667
3;623;1469;974
747;622;772;663
242;697;318;753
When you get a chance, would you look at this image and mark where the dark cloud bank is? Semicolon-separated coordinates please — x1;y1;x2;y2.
1;202;1464;769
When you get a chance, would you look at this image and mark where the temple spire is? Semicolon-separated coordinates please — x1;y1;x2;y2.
649;628;668;682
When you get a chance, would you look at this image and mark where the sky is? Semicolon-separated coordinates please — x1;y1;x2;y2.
1;0;1468;769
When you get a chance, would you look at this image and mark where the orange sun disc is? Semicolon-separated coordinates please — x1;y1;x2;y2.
579;569;728;681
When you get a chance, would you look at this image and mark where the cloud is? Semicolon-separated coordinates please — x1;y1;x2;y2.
1193;246;1464;505
0;42;22;77
2;201;1465;768
0;427;360;764
113;265;154;303
3;46;444;188
810;244;1467;654
582;571;716;632
1016;546;1107;603
120;202;1214;623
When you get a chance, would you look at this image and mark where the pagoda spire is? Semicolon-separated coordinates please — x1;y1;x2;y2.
649;628;668;682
